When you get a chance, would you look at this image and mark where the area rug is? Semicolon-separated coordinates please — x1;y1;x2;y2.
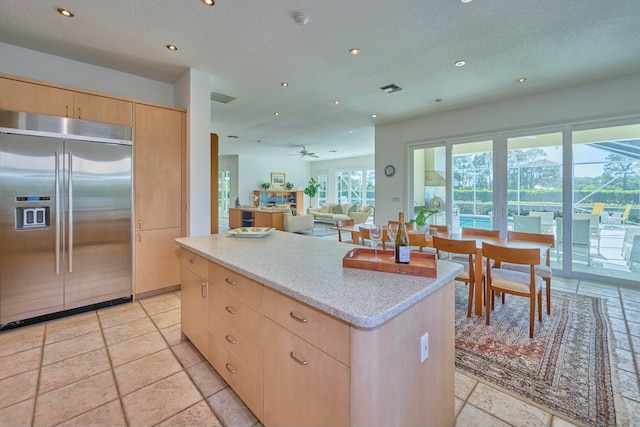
455;285;624;427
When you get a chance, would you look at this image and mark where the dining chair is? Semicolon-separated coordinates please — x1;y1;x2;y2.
432;236;478;317
429;224;449;234
513;215;542;234
388;220;414;230
461;227;499;238
407;232;428;252
359;226;371;247
335;219;356;244
505;231;554;314
482;242;544;338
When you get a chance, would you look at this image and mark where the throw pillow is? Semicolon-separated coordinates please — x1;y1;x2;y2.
332;204;343;214
320;204;331;213
348;204;359;214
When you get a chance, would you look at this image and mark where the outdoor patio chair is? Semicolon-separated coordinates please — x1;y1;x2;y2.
629;235;640;273
513;215;542;234
591;203;606;216
556;218;591;265
573;213;601;253
483;241;544;338
529;211;554;234
610;204;632;227
622;226;640;261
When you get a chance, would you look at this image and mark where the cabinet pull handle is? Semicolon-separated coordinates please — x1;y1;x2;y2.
289;311;308;323
77;107;81;119
290;351;308;366
225;278;236;285
189;258;197;264
225;363;237;374
225;335;236;344
225;305;237;314
138;233;141;242
65;105;70;117
138;219;142;229
201;282;207;298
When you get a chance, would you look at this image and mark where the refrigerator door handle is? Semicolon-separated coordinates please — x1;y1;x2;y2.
68;151;73;273
55;150;60;275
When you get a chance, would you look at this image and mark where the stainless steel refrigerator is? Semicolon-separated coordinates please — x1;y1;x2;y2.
0;110;132;329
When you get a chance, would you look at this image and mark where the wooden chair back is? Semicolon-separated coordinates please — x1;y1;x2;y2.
507;231;554;265
407;232;427;251
429;224;449;234
432;235;477;317
461;227;499;238
482;241;540;267
388;220;414;230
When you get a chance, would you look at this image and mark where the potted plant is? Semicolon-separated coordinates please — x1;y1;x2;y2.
285;182;294;190
261;182;271;190
410;208;440;233
304;178;321;208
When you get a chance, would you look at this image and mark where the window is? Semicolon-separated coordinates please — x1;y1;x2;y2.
337;169;375;205
317;173;327;206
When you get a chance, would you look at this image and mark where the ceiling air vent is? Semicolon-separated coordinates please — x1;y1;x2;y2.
380;84;402;94
211;91;236;104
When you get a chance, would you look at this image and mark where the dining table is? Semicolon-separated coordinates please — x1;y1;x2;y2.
333;223;553;316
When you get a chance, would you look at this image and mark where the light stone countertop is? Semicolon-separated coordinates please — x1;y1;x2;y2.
175;231;462;329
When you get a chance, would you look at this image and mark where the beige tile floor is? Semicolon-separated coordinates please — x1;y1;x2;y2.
0;278;639;427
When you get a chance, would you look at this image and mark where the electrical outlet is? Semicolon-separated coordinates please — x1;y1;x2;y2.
420;332;429;362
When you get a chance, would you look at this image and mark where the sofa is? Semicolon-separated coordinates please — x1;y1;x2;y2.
307;203;374;224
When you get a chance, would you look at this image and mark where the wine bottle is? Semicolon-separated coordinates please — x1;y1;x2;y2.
395;212;410;264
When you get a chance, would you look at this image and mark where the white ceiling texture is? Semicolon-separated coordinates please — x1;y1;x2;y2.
1;0;640;161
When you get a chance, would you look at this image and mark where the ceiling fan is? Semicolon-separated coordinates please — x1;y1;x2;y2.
288;146;319;158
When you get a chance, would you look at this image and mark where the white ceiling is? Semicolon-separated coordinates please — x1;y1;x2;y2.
1;0;640;161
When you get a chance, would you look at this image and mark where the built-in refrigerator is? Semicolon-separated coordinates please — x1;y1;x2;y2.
0;110;133;329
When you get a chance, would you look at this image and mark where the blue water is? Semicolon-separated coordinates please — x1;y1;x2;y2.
459;214;492;230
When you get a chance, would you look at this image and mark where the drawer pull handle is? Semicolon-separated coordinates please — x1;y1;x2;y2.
290;351;308;366
201;282;207;298
225;363;237;374
225;305;237;314
189;258;197;264
225;278;236;285
289;311;308;323
225;335;237;344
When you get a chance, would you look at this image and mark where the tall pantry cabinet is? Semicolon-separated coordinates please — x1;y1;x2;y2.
134;104;185;295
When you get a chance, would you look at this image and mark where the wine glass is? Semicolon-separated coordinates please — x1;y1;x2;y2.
387;223;398;259
369;224;383;262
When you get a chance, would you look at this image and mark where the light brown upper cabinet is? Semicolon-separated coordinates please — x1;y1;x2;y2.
0;77;133;126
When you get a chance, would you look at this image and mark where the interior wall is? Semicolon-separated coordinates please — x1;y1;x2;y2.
375;73;640;223
310;155;375;204
237;155;311;207
0;42;174;105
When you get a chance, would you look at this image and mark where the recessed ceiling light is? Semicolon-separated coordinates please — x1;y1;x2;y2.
257;140;262;143
166;44;178;51
435;98;443;103
349;48;360;55
333;100;340;105
461;0;472;3
57;8;74;17
273;112;280;116
517;77;527;83
371;114;377;118
454;60;466;67
202;0;215;5
348;130;353;133
281;82;288;87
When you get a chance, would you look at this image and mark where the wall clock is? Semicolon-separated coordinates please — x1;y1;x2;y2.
384;164;395;177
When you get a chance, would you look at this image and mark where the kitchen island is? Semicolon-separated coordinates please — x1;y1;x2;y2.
176;231;462;427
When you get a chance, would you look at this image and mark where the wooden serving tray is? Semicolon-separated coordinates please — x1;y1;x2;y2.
342;248;437;277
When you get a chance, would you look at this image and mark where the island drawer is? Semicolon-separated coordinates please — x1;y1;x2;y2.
208;285;262;346
181;249;208;279
263;287;351;366
208;310;263;378
210;263;263;312
208;334;263;420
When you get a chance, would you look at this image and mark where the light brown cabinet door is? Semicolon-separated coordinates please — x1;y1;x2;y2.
0;77;73;117
263;318;350;427
134;104;183;231
180;266;208;355
73;92;133;126
134;227;181;294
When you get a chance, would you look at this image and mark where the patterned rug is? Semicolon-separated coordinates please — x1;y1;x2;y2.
455;285;624;427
